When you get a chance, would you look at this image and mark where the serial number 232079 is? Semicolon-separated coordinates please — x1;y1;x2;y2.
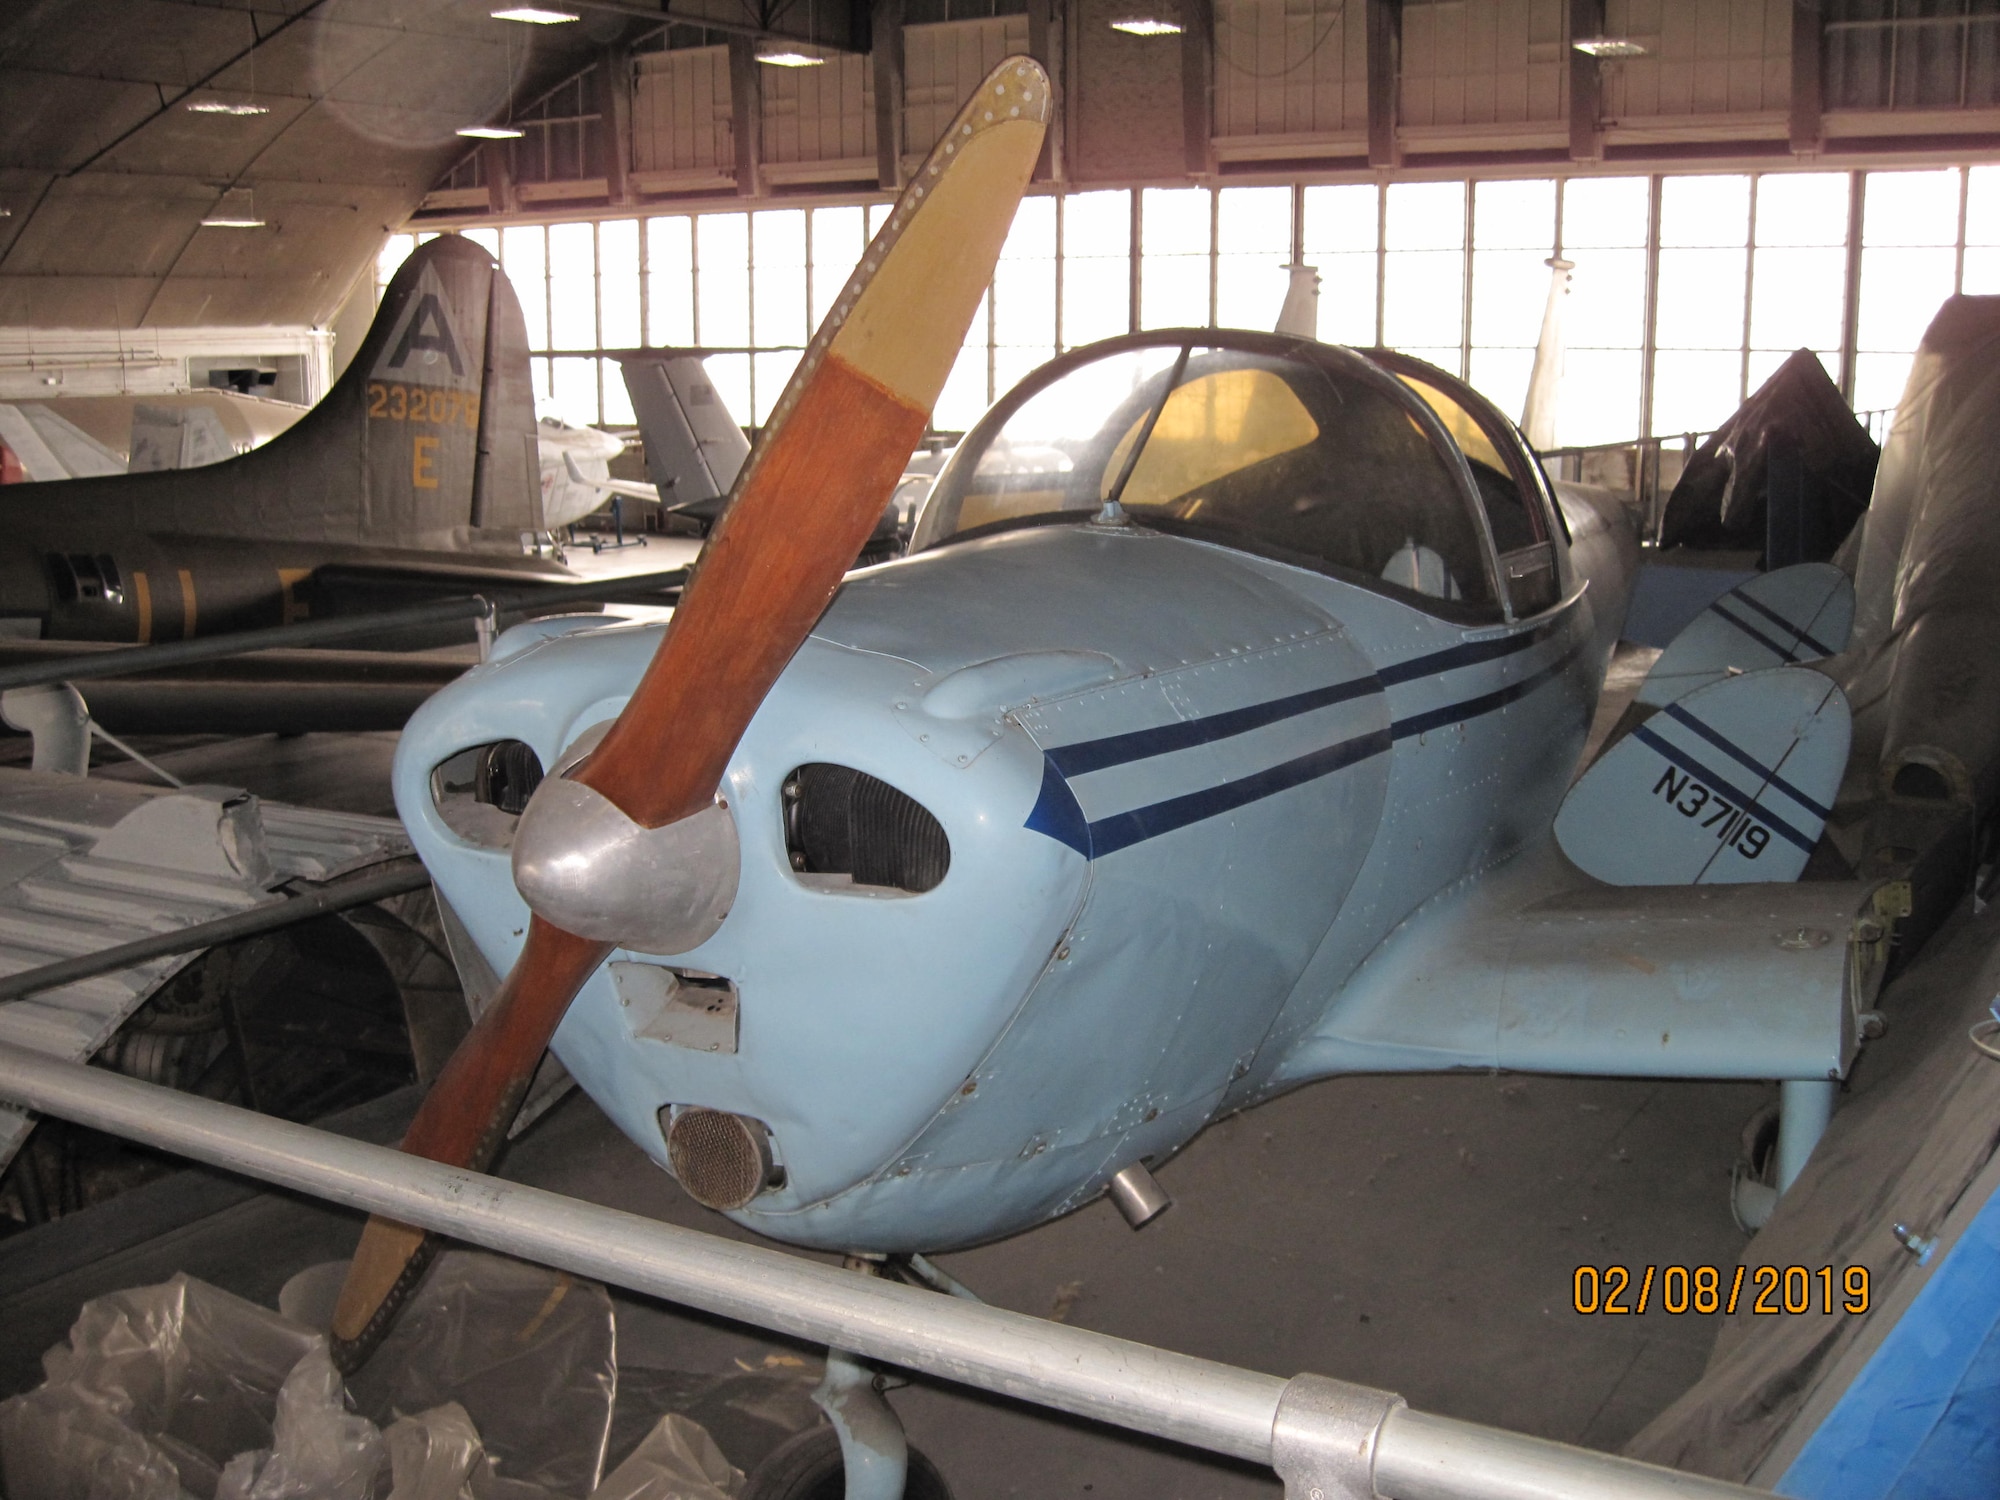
1653;766;1771;860
365;382;480;429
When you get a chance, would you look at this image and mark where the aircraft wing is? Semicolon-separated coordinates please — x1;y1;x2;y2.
561;449;660;505
1278;832;1886;1087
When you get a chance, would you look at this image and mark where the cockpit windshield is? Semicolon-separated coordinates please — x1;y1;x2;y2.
910;339;1503;618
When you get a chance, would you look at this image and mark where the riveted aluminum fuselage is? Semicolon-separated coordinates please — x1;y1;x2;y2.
397;521;1605;1252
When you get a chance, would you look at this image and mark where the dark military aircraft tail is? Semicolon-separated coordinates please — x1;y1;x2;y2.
5;235;543;554
0;236;578;644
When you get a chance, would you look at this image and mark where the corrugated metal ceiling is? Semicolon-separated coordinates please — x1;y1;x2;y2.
0;0;639;328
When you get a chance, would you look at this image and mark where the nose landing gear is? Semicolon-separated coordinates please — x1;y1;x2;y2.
741;1255;969;1500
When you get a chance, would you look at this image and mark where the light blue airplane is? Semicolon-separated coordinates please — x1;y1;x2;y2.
398;328;1884;1257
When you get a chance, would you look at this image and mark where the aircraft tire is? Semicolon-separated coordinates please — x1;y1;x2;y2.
742;1424;953;1500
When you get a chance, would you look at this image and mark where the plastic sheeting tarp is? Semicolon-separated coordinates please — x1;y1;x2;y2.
1623;898;2000;1484
0;1251;785;1500
1833;296;2000;808
0;1275;379;1500
1659;349;1878;562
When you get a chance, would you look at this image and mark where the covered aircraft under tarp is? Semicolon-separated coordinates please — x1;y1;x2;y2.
1837;296;2000;814
1658;349;1880;566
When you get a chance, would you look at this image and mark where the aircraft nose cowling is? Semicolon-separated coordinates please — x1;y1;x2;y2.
511;776;740;956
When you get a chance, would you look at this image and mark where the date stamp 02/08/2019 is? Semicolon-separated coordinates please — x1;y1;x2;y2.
1573;1265;1872;1316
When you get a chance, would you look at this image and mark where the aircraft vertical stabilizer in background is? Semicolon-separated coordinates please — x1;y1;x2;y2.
0;235;660;646
1518;256;1572;452
614;350;752;524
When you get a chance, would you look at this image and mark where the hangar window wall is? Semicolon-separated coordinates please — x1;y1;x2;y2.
382;163;2000;448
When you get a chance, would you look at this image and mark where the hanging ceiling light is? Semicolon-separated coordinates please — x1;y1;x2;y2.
491;5;579;20
1572;36;1648;57
458;124;526;138
755;40;827;66
1109;11;1183;34
185;99;270;116
200;188;265;228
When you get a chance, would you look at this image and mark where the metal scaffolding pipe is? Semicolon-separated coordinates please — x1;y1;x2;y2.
0;862;431;1004
0;568;690;693
0;1043;1764;1500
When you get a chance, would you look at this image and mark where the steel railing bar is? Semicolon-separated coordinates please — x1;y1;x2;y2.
0;1043;1767;1500
0;569;689;694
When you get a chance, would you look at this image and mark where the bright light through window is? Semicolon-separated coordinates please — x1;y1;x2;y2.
1215;185;1292;333
645;216;694;347
697;214;751;349
413;163;1982;456
753;209;809;349
1383;182;1466;366
1302;183;1379;348
1061;190;1131;349
1140;187;1212;330
1965;165;2000;294
598;219;641;349
994;196;1057;398
548;222;596;352
1468;179;1556;419
495;226;544;351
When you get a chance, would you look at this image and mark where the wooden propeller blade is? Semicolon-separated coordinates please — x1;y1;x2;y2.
331;59;1051;1368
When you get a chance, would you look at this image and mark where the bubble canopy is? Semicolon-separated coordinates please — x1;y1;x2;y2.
912;330;1562;624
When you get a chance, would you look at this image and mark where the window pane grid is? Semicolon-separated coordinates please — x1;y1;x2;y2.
381;163;1971;448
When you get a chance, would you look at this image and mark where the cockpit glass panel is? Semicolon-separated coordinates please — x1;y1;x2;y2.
1110;368;1321;508
1390;369;1545;555
915;344;1499;616
1382;362;1560;615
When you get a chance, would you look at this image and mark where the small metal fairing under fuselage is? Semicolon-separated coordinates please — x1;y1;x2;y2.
397;333;1606;1253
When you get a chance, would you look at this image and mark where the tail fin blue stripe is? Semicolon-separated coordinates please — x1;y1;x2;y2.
1660;700;1834;821
1708;600;1800;664
1728;587;1835;658
1630;723;1817;853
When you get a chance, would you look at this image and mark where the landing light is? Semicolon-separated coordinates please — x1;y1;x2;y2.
491;5;579;20
457;125;526;139
186;99;270;116
1110;13;1183;34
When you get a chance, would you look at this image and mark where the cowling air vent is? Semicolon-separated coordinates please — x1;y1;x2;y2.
664;1107;778;1210
782;764;949;893
430;739;546;848
475;740;544;814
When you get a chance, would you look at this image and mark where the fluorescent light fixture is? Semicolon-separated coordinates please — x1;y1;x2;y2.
457;124;525;138
1573;37;1647;57
491;5;579;20
1109;13;1183;34
186;99;271;116
755;42;826;65
200;188;264;228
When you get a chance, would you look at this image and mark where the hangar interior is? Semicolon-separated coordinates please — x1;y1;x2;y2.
4;2;2000;1498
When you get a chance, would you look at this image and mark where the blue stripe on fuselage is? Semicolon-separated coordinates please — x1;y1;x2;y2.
1024;618;1581;859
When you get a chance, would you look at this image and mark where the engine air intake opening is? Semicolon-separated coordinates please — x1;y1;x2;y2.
782;763;950;893
430;740;546;848
664;1107;778;1210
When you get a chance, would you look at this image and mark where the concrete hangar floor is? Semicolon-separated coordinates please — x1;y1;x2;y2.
0;660;1805;1499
